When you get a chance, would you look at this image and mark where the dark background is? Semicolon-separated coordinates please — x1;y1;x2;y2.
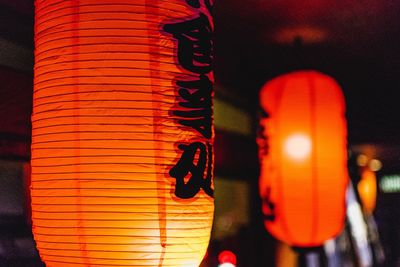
214;0;400;144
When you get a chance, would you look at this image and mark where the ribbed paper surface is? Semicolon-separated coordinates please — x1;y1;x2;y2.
32;0;214;266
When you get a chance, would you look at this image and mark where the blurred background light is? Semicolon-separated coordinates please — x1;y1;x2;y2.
369;158;382;171
380;175;400;193
346;183;373;267
356;154;368;167
218;250;237;265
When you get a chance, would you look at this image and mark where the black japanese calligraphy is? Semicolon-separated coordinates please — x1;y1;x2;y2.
174;74;212;139
186;0;200;8
169;142;214;199
262;188;276;221
163;13;213;74
163;0;214;199
185;0;213;14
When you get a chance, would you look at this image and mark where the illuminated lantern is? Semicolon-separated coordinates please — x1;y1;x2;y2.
32;1;214;266
358;169;377;215
258;71;348;247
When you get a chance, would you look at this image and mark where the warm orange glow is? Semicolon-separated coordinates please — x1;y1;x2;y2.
32;1;214;266
284;133;312;160
357;154;369;167
258;71;348;247
369;159;382;172
276;241;297;267
358;169;377;215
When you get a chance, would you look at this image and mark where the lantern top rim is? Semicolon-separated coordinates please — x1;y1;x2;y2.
261;69;338;88
259;69;346;113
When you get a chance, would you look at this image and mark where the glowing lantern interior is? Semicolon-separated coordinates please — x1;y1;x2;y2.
258;71;349;247
284;133;312;160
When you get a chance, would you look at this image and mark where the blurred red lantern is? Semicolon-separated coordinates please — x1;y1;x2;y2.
218;250;237;265
258;71;348;247
32;0;214;266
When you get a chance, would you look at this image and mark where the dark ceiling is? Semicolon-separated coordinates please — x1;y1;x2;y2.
214;0;400;145
1;0;400;147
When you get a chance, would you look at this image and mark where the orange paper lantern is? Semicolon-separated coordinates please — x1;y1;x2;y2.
358;169;377;215
32;1;214;266
258;71;348;247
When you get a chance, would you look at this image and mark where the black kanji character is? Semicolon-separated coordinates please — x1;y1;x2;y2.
163;13;213;74
173;74;212;139
169;141;214;199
